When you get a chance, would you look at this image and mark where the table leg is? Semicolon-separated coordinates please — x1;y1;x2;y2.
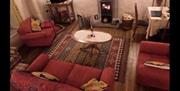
80;44;100;54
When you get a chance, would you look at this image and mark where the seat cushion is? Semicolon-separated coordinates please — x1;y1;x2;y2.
43;60;74;82
11;71;59;91
136;53;169;90
55;83;82;91
66;64;102;88
138;53;169;66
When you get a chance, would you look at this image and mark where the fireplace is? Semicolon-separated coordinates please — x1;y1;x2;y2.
100;0;112;23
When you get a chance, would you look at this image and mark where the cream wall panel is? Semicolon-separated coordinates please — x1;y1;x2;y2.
73;0;98;16
14;0;31;20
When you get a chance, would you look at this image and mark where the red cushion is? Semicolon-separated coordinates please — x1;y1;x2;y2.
43;60;74;82
100;67;115;86
55;83;81;91
138;53;169;64
140;41;169;56
66;64;102;88
26;53;49;72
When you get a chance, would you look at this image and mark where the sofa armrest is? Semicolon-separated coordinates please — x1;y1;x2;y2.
140;41;169;56
17;17;32;35
100;67;115;87
41;27;56;37
21;32;47;40
26;53;50;72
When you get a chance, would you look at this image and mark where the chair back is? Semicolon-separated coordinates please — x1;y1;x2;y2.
132;3;148;39
77;14;91;29
152;0;167;6
134;3;138;23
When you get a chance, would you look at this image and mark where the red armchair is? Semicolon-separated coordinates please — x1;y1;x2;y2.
136;41;169;91
11;53;115;91
17;18;56;47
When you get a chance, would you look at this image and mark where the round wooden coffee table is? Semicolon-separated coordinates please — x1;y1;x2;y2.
73;30;112;55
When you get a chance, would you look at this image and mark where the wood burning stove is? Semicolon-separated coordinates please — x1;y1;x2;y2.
100;0;112;23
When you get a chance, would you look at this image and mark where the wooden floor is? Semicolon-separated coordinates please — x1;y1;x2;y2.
16;21;161;91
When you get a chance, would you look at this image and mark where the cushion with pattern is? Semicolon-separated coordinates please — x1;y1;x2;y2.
31;72;60;82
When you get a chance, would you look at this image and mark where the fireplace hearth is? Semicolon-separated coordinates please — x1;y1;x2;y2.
100;0;112;23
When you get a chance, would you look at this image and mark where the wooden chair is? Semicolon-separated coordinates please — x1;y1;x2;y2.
132;3;148;39
152;0;167;6
77;14;95;30
77;14;91;30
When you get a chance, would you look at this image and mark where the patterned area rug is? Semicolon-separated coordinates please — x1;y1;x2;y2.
45;34;130;82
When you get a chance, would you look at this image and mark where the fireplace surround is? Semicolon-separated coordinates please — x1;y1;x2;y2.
89;0;119;28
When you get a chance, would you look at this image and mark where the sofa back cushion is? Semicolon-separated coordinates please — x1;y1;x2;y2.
100;67;115;86
18;17;32;35
66;64;102;88
140;41;169;57
26;53;49;72
43;60;74;82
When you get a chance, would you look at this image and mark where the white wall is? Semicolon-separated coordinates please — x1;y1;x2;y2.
36;0;50;21
14;0;31;20
11;0;28;48
73;0;99;16
10;0;19;28
73;0;169;20
14;0;170;21
118;0;169;19
118;0;153;19
26;0;49;21
14;0;49;21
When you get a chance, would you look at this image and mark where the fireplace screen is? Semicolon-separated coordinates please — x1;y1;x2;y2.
100;1;112;23
102;3;111;10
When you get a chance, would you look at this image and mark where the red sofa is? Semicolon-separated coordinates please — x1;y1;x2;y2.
17;18;56;47
136;41;169;91
11;53;115;91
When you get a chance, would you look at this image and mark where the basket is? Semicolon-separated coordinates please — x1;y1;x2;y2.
121;14;134;30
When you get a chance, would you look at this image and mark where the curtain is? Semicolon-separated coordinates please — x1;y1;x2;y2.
10;0;23;29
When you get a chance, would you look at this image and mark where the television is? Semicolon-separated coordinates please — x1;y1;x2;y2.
50;0;66;3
